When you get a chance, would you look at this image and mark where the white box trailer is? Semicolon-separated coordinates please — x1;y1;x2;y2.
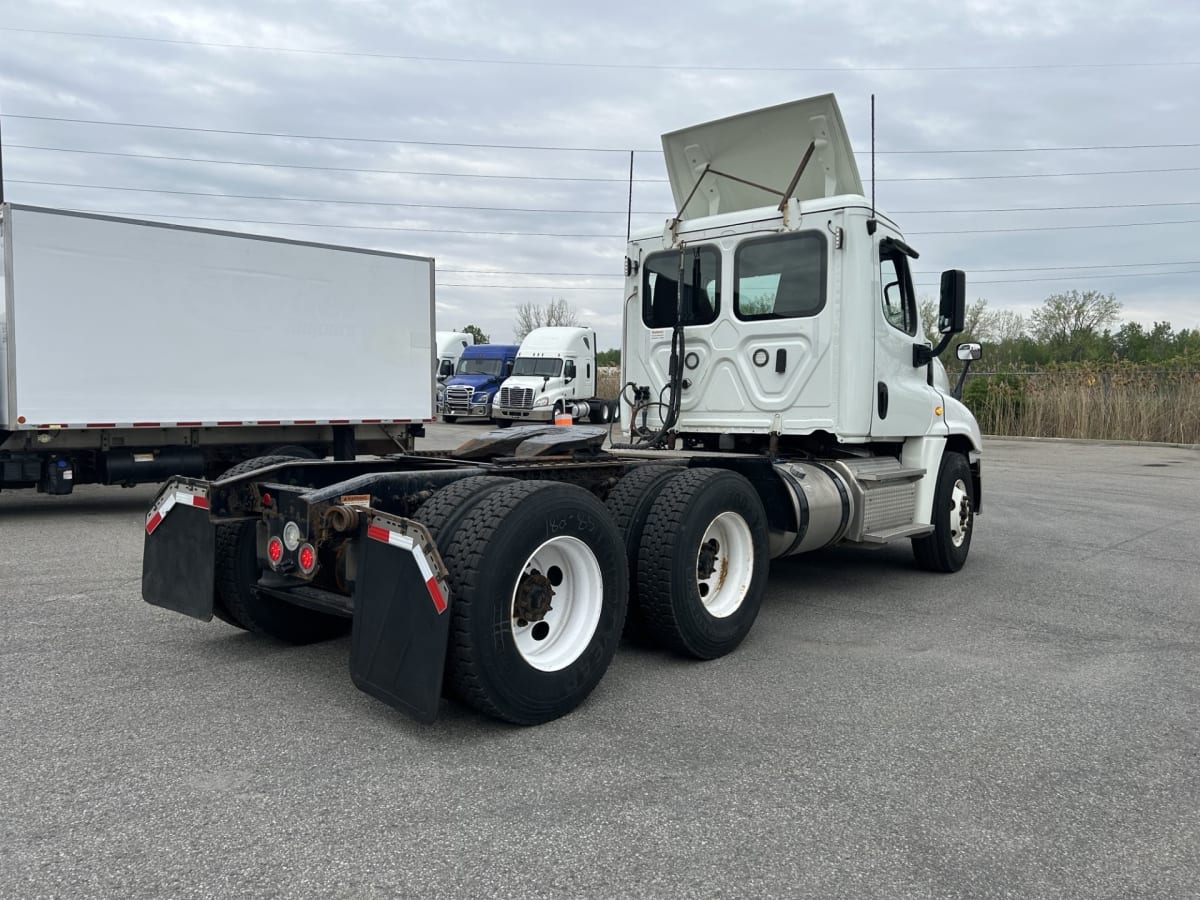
1;204;435;493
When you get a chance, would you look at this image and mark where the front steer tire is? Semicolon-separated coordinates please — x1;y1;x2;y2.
912;451;975;573
213;455;350;644
637;468;770;659
434;480;628;725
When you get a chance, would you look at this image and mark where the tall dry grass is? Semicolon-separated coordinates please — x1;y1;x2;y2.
597;367;622;400
963;366;1200;444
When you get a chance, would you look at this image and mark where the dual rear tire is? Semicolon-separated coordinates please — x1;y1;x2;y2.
212;454;349;644
413;466;770;723
629;468;770;659
415;479;628;725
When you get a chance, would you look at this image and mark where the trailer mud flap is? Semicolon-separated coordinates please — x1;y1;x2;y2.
141;481;216;621
350;516;451;724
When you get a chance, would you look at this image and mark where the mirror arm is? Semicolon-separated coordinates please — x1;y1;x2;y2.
952;358;975;400
913;332;954;367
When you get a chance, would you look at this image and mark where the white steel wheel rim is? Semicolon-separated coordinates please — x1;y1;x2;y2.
696;511;755;619
510;536;603;672
949;478;971;548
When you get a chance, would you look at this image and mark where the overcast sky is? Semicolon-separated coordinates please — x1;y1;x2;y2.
2;0;1198;350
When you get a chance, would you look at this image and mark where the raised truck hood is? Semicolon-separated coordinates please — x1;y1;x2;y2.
662;94;863;220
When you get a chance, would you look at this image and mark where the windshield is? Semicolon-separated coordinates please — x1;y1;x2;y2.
511;357;563;378
456;358;503;376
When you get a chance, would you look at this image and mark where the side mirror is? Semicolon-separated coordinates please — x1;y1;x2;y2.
951;342;983;400
956;342;982;362
938;270;966;335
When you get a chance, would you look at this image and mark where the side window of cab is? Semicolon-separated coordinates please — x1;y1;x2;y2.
879;242;917;336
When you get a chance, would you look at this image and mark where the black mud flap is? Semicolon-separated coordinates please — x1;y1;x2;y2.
350;514;452;724
141;480;217;621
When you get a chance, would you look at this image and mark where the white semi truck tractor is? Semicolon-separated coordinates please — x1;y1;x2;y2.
143;94;982;726
493;326;617;426
434;331;474;383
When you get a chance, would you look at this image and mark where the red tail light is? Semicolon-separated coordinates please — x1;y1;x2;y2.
297;543;317;575
267;536;284;566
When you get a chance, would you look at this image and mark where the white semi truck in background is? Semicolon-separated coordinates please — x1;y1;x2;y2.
142;94;983;727
435;331;474;383
1;205;434;494
493;326;617;426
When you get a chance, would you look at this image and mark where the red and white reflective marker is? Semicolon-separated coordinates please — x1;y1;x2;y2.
146;488;209;535
366;523;447;614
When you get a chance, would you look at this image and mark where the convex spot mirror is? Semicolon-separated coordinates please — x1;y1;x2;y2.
956;342;983;361
938;269;966;335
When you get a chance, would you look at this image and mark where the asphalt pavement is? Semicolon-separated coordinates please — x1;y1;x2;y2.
1;430;1198;899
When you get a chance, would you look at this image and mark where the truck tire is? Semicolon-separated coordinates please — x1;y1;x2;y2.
911;451;974;573
412;475;517;542
214;455;350;644
604;464;685;639
637;468;769;659
265;443;320;460
209;453;309;630
436;481;628;724
495;418;514;429
588;401;612;425
442;415;458;424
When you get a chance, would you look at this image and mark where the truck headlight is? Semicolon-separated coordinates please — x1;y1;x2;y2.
473;393;488;403
534;397;550;407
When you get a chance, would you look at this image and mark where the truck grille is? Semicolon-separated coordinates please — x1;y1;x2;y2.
499;386;534;410
445;385;475;408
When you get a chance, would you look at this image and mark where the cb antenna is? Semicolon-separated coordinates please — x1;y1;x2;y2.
0;99;6;204
867;93;876;235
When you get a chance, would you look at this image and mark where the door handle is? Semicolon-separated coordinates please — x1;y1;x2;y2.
775;349;787;373
877;382;889;419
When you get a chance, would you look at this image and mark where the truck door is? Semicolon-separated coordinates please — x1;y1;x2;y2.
637;232;834;431
872;234;936;438
562;357;578;402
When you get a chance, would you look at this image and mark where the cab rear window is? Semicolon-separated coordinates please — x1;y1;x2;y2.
642;246;721;328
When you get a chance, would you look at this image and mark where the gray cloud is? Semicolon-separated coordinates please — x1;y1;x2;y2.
2;0;1198;349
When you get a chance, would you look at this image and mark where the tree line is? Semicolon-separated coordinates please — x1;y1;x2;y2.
921;290;1200;369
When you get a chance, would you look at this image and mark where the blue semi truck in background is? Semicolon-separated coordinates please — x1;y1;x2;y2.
438;344;519;423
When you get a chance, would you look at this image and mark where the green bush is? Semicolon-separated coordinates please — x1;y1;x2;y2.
962;374;1026;432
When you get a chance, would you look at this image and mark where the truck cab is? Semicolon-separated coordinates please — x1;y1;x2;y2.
621;95;981;533
439;344;518;422
435;331;474;383
494;326;600;424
